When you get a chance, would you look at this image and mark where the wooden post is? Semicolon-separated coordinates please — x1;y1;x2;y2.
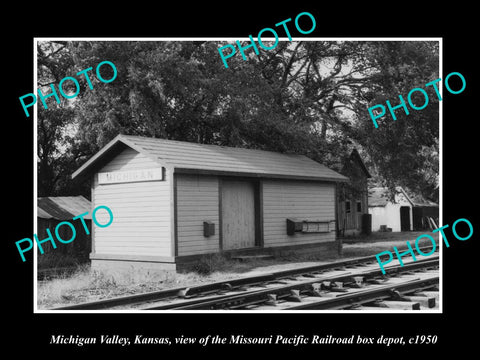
335;184;343;257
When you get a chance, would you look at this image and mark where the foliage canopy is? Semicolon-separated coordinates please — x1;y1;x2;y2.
37;40;439;201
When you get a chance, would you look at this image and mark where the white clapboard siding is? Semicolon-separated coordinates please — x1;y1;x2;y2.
93;147;171;257
176;174;220;256
262;179;335;247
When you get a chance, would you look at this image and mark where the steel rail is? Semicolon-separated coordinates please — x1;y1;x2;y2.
283;276;439;310
144;257;439;310
51;246;438;310
52;273;274;310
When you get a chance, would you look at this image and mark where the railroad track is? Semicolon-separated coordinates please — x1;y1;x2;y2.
144;259;439;310
52;247;439;311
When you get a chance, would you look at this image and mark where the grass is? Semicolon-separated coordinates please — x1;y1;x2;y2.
38;265;205;308
189;253;230;275
37;252;332;309
37;231;437;310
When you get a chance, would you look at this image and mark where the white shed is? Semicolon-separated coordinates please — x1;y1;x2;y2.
368;187;413;232
72;134;348;272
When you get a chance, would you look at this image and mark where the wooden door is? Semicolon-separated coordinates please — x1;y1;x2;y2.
221;179;256;250
400;206;411;231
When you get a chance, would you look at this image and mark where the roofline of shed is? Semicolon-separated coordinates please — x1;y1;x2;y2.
398;186;439;207
71;134;165;182
71;134;349;183
397;186;415;207
368;186;438;208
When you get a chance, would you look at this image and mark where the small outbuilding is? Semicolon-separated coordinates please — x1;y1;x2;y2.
368;187;413;232
37;196;92;262
404;192;439;231
72;134;348;272
336;149;371;236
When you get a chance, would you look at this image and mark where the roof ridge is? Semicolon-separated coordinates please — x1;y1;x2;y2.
119;134;310;158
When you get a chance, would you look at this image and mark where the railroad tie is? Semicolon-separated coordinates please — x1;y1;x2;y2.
380;300;421;310
221;283;233;291
287;289;302;302
51;246;439;311
177;288;190;298
352;276;364;288
330;282;348;293
402;295;436;308
266;294;277;306
389;289;407;301
415;291;439;302
310;283;322;297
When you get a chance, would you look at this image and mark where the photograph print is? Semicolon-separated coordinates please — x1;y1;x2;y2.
33;39;440;312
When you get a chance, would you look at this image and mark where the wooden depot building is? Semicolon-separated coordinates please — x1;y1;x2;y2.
72;134;348;272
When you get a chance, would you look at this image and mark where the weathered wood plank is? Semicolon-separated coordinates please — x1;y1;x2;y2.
221;179;256;250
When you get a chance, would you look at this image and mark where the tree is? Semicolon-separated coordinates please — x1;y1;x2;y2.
37;41;77;196
352;41;440;201
36;40;439;202
241;40;439;201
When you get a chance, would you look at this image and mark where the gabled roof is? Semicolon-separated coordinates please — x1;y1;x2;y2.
349;149;371;178
72;134;348;183
368;187;392;207
404;191;438;207
368;186;438;208
38;196;92;220
368;186;410;207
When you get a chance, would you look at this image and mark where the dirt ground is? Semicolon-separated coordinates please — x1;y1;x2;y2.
37;231;439;309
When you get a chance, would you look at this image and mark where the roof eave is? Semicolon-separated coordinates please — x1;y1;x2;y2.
174;167;349;182
71;134;165;183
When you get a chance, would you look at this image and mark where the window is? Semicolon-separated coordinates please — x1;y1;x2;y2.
357;201;362;213
346;201;351;213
